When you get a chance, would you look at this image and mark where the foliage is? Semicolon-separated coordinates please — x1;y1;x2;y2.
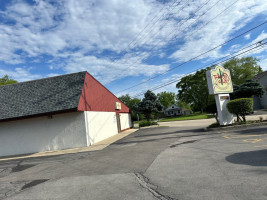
134;90;163;121
157;91;176;108
176;99;192;113
119;94;141;121
119;94;141;110
223;57;262;85
231;79;265;99
176;68;214;112
139;121;158;127
160;112;213;122
227;98;253;122
206;102;219;124
0;75;17;86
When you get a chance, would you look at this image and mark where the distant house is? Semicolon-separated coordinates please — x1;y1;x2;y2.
253;71;267;109
164;104;190;117
0;71;132;157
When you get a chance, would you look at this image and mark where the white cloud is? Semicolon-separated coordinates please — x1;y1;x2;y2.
0;67;42;82
244;33;251;40
0;0;266;86
169;0;267;62
259;58;267;71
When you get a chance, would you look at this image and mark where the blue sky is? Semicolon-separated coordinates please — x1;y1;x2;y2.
0;0;266;98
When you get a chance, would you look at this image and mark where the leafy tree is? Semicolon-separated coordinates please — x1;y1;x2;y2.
119;94;141;110
223;57;262;85
176;98;192;113
0;75;17;86
134;90;163;121
227;98;253;122
119;94;141;121
157;91;176;108
231;79;265;99
176;68;214;113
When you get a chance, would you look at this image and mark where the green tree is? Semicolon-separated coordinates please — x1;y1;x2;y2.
231;79;265;99
0;75;17;86
119;94;141;121
223;57;262;85
227;98;253;122
134;90;163;121
157;91;176;108
176;68;214;113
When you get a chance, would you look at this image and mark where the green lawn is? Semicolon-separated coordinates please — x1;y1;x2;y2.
159;112;214;122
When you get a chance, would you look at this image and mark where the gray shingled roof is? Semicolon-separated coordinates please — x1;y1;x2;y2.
253;71;267;80
0;71;86;121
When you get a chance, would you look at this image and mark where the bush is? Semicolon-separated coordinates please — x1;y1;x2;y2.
139;121;158;127
227;98;253;122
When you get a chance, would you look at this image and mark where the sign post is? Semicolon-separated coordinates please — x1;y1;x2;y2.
206;66;234;125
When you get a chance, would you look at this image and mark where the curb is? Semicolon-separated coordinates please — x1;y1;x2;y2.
204;121;267;132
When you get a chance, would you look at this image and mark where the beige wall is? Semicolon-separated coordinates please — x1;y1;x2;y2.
84;111;119;145
0;112;87;157
120;113;132;131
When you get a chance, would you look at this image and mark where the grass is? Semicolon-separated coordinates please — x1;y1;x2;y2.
159;112;214;122
263;109;267;112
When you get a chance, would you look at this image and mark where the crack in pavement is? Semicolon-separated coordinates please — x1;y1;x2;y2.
135;173;178;200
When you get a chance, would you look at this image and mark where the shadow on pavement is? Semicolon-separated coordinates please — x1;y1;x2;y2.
233;127;267;135
226;149;267;166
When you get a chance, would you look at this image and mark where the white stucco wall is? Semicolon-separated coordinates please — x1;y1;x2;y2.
84;111;119;145
120;113;132;131
0;112;87;157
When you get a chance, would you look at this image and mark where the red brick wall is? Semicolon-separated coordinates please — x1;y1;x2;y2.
78;72;129;113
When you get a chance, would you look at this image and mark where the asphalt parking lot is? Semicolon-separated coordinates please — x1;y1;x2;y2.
0;124;267;200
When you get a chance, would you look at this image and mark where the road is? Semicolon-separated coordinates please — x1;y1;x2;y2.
0;122;267;199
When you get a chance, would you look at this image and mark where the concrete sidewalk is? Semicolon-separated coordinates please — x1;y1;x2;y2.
0;129;137;162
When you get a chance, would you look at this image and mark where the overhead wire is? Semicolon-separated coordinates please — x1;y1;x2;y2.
131;38;267;98
116;20;267;94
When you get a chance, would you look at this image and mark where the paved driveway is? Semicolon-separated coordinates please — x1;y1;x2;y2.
0;122;267;199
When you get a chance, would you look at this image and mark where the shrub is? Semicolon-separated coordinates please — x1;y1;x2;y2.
227;98;253;122
139;121;158;127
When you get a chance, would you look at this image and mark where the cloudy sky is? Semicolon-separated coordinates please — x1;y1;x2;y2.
0;0;266;97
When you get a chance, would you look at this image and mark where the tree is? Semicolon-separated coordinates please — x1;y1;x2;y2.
135;90;163;121
227;98;253;122
119;94;141;110
231;79;265;99
223;57;262;85
176;68;214;112
119;94;141;121
0;75;17;86
157;91;176;108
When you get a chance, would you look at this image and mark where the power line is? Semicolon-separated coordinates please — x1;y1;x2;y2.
116;20;267;94
131;39;267;98
115;0;241;93
111;0;182;62
114;0;217;70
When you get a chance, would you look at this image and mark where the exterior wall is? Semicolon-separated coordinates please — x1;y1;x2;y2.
78;72;129;113
254;74;267;109
120;113;132;131
84;111;119;145
0;112;87;157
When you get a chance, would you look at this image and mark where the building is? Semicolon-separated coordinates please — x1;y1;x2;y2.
164;104;190;117
253;71;267;110
0;71;132;157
